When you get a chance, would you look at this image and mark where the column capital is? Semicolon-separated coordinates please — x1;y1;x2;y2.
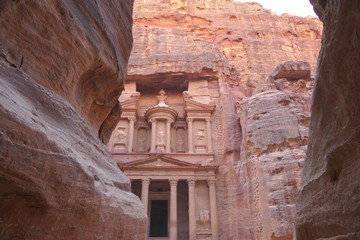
187;179;196;187
208;179;216;186
128;116;137;122
142;178;151;185
166;118;174;124
149;118;156;124
186;117;194;123
205;118;211;122
169;179;178;186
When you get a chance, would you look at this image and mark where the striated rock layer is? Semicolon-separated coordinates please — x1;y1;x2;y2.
128;0;322;239
0;1;147;239
296;1;360;239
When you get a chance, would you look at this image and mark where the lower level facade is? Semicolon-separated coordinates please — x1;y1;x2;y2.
119;155;219;240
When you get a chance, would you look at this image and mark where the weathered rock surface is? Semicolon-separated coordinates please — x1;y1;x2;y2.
0;0;133;136
0;1;147;239
270;61;311;81
296;1;360;239
235;64;312;240
128;25;222;91
130;0;322;89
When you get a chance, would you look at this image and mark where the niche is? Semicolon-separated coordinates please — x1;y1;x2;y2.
136;127;148;152
175;127;186;153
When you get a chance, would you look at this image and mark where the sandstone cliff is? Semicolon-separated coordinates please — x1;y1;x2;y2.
296;1;360;239
128;0;322;239
236;62;312;240
130;0;322;89
0;1;147;239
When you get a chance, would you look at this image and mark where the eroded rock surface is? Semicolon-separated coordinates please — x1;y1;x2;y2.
270;61;311;81
235;72;312;240
130;0;322;89
0;1;147;239
296;1;360;239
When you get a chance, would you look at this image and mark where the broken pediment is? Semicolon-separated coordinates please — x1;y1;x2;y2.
182;91;215;113
120;92;141;110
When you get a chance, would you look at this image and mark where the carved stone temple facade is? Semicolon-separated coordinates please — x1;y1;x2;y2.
108;79;222;240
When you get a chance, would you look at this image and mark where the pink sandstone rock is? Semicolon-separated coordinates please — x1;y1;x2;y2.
130;0;322;89
270;61;311;81
235;68;312;239
0;1;147;239
296;1;360;239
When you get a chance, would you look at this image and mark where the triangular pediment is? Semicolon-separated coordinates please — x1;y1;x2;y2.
120;154;200;169
120;92;140;110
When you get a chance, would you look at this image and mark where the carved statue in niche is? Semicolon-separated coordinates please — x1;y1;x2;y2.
137;128;147;152
195;129;206;144
115;127;127;143
197;209;211;231
157;129;165;144
156;126;166;152
157;89;168;106
176;128;185;152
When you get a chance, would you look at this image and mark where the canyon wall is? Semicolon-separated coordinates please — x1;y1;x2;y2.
296;1;360;239
128;0;322;239
236;62;312;240
0;1;147;239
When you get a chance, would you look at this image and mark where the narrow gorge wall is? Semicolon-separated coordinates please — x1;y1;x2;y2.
128;0;322;239
0;1;147;239
296;1;360;239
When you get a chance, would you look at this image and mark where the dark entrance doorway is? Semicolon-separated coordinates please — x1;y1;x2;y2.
149;200;168;237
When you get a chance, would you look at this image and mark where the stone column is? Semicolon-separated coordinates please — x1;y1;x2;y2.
166;119;171;153
150;119;157;152
206;118;212;153
187;179;197;240
141;178;150;215
169;179;178;240
128;117;136;152
208;180;219;240
187;118;193;153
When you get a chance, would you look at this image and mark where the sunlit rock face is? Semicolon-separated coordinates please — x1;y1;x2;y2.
0;1;147;239
126;0;322;239
130;0;322;90
296;1;360;239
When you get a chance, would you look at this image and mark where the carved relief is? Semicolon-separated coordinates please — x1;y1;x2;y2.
137;128;147;152
156;121;166;153
157;129;165;145
195;129;206;144
115;127;127;143
193;120;207;153
197;209;211;231
113;127;127;151
176;127;186;153
157;89;168;106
